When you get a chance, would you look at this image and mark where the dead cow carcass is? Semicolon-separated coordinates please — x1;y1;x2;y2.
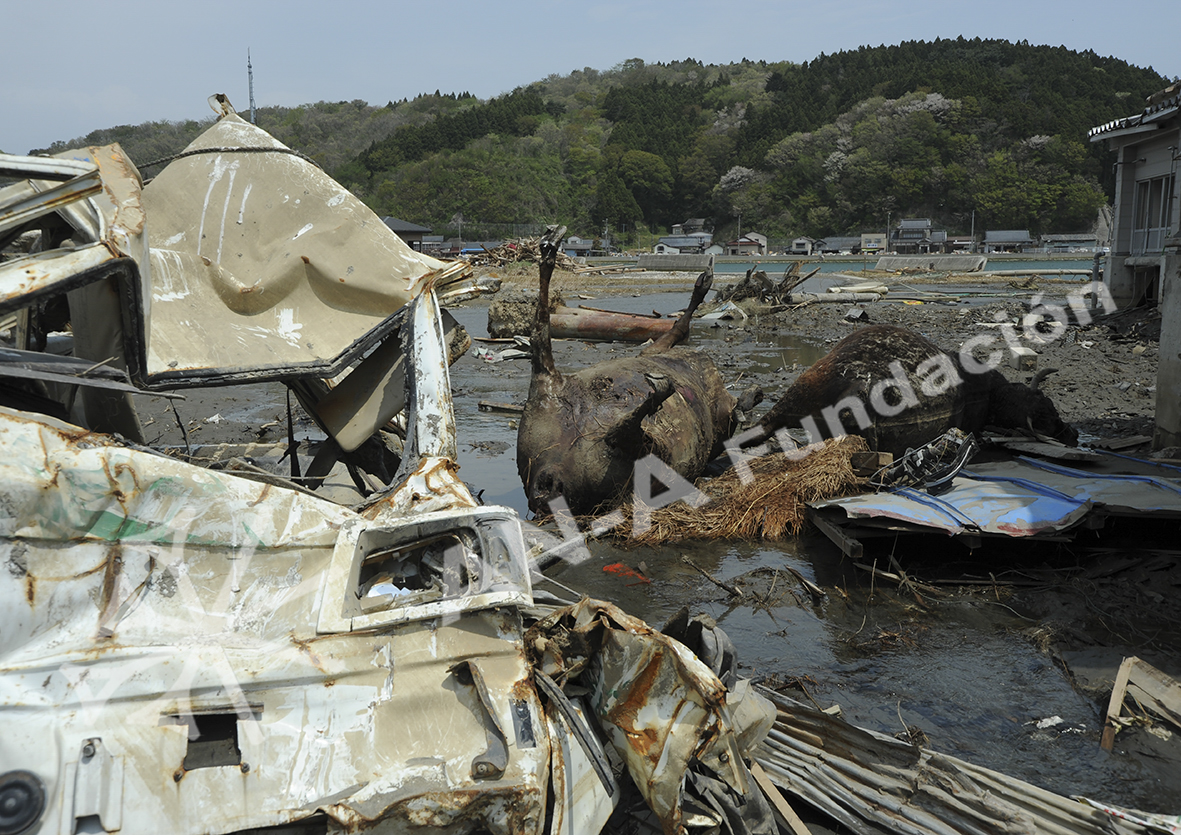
517;227;737;516
749;324;1078;456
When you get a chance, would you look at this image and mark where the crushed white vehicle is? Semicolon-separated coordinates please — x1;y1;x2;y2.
0;98;777;835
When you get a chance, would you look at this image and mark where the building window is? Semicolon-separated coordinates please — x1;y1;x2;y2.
1132;174;1176;254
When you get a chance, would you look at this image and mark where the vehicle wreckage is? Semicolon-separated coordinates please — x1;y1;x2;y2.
2;99;1176;835
0;99;781;835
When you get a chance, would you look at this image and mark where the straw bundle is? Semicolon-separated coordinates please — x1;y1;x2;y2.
622;435;869;544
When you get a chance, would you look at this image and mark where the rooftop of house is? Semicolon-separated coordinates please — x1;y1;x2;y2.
657;236;710;248
1042;233;1098;242
817;236;861;249
1089;82;1181;141
984;230;1036;242
382;217;433;234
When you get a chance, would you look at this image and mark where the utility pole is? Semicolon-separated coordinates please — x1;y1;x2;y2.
970;209;976;253
886;211;891;254
248;49;256;124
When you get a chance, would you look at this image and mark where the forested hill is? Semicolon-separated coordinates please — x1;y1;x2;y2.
33;38;1170;242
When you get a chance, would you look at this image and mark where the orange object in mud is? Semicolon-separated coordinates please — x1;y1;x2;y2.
603;563;651;584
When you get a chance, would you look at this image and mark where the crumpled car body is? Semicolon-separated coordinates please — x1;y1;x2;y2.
0;101;776;835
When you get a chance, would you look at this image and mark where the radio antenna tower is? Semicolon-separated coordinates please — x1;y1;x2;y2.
248;49;256;124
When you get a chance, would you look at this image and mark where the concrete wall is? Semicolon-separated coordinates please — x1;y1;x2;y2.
1155;236;1181;449
876;255;987;272
637;254;712;271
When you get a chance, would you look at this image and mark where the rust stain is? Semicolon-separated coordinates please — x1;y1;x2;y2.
290;634;328;672
97;542;124;635
604;648;670;764
248;483;273;507
25;574;35;605
510;678;538;702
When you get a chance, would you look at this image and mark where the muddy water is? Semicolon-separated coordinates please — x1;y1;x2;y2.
447;292;1181;813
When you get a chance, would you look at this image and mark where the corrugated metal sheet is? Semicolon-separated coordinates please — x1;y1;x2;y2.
811;457;1181;539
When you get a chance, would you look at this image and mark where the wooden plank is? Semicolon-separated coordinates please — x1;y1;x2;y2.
1126;658;1181;730
1100;656;1137;751
750;761;812;835
807;508;863;559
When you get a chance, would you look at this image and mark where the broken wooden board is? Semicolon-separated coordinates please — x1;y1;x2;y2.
1101;655;1181;750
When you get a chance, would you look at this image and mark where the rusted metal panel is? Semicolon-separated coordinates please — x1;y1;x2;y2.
527;599;776;834
0;269;566;835
0;245;126;315
0;145;140;316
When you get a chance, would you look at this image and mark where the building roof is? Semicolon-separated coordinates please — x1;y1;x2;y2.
1089;83;1181;141
816;236;861;250
657;236;708;248
898;218;932;229
984;230;1035;243
382;216;433;234
1041;233;1098;242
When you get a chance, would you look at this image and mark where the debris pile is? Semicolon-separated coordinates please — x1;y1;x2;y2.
621;435;869;544
462;236;583;270
715;263;814;305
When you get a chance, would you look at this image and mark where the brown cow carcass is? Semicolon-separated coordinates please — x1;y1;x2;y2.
517;227;736;516
747;325;1078;456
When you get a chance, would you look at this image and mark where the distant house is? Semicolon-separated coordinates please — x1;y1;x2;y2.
945;235;975;253
1089;80;1181;449
791;237;814;255
891;218;946;254
673;218;710;235
654;234;711;254
983;230;1036;253
1041;233;1100;253
861;232;887;253
382;216;432;251
564;236;594;257
726;233;767;256
420;235;444;254
816;236;861;254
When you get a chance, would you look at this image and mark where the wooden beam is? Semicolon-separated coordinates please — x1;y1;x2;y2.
1100;656;1136;751
750;761;812;835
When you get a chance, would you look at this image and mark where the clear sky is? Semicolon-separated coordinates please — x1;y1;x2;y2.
3;0;1177;157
